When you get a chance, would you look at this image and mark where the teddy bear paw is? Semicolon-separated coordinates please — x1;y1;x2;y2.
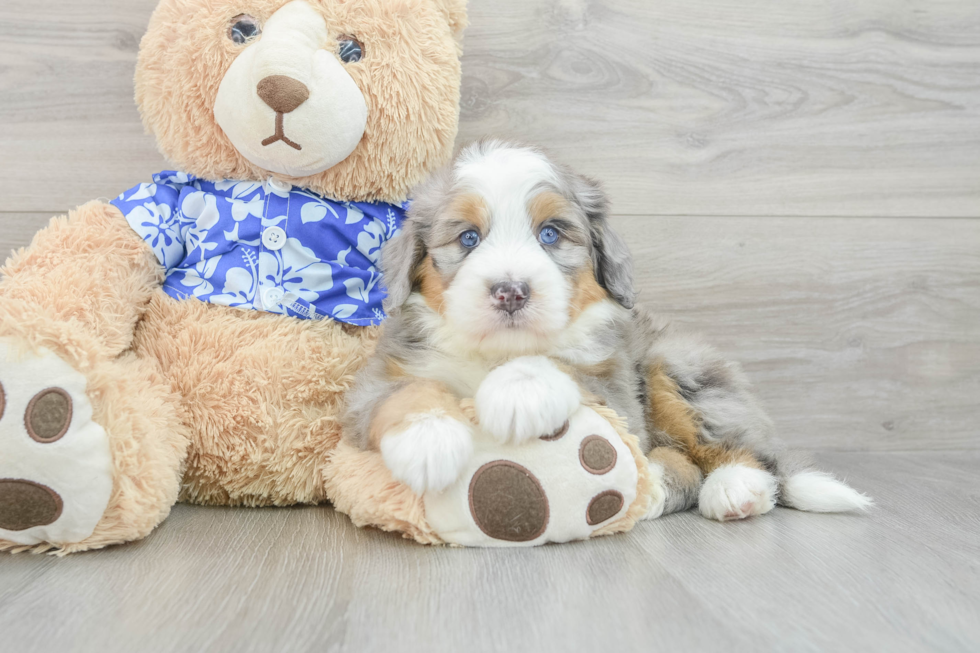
0;338;113;546
475;356;581;445
424;406;638;546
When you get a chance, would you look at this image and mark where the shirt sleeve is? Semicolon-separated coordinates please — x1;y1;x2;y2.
110;172;190;271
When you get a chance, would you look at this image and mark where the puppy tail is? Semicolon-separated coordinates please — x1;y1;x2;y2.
779;470;874;513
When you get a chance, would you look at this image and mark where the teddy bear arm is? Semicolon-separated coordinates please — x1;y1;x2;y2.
0;201;163;363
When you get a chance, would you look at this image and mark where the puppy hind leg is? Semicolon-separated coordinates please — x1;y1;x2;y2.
645;334;781;521
684;442;777;521
643;447;703;520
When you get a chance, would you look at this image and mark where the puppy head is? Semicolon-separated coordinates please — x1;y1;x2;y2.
382;141;635;355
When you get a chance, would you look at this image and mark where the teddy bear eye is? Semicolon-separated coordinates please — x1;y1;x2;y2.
338;36;363;63
229;15;262;45
460;230;481;249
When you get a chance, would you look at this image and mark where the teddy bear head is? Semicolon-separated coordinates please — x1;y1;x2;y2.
136;0;466;204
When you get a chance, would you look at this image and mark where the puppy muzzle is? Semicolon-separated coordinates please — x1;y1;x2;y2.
490;281;530;315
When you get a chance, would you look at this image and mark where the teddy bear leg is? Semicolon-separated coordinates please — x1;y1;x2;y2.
0;201;185;552
0;342;189;554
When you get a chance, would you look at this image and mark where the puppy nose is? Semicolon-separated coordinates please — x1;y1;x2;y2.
490;281;530;314
257;75;310;114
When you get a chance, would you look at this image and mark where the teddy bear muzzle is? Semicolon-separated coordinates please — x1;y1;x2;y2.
213;0;368;177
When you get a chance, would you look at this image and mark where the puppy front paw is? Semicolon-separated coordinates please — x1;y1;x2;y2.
475;356;581;445
380;414;474;495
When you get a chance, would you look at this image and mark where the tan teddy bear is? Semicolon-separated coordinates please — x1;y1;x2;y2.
0;0;658;553
0;0;468;552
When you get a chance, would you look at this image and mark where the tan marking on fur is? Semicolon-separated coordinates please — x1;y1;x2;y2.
416;256;447;314
689;444;764;475
448;192;489;233
647;364;763;476
528;191;570;229
569;267;610;319
648;447;703;489
647;364;701;451
577;356;618;379
368;379;463;450
385;358;408;379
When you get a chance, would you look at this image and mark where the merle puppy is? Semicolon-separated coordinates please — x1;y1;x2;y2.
343;141;871;521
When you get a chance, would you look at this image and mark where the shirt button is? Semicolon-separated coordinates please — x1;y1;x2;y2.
262;226;287;251
263;287;285;308
267;177;291;193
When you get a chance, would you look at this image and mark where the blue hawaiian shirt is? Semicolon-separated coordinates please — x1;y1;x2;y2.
111;171;405;326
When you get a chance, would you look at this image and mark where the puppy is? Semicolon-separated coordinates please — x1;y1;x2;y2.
342;140;871;521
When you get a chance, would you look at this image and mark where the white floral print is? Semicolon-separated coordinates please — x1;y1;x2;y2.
111;171;406;325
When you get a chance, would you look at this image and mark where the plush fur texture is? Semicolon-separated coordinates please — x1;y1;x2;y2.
344;141;872;520
327;397;654;544
0;205;188;553
0;0;466;553
131;290;379;507
138;0;465;203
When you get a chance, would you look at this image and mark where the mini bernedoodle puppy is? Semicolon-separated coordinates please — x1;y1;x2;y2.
343;141;871;522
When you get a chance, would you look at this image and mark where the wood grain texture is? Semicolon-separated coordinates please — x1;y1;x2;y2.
0;452;977;652
618;214;980;452
1;0;979;215
0;0;164;213
459;0;980;217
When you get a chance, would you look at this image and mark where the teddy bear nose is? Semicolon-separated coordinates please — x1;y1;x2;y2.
257;75;310;114
490;281;530;315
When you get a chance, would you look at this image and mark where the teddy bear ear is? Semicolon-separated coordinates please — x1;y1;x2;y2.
431;0;468;41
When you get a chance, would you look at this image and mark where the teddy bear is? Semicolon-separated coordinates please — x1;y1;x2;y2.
0;0;655;553
0;0;468;552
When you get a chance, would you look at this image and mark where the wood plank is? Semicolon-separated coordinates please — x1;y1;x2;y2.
459;0;980;217
0;0;165;214
619;214;980;452
1;1;979;216
0;452;977;652
3;213;978;452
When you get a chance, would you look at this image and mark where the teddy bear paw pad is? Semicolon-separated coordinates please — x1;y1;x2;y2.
468;461;549;542
0;339;113;546
424;407;637;546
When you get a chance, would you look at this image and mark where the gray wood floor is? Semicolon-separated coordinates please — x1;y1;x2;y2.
1;0;978;651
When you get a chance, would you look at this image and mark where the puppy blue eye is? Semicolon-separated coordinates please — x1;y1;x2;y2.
460;230;481;249
538;226;559;245
338;37;363;63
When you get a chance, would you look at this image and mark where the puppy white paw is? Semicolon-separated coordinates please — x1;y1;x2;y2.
698;464;777;522
641;460;667;521
380;414;474;495
475;356;581;445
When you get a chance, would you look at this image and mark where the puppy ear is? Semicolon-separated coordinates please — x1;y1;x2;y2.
574;176;636;309
380;218;425;313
